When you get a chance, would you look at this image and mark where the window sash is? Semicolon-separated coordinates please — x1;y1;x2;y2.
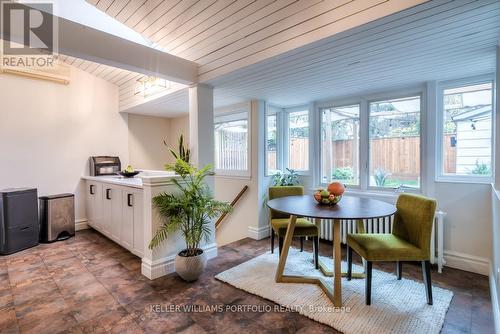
286;109;310;172
368;95;422;190
214;111;250;177
436;78;494;182
320;104;361;186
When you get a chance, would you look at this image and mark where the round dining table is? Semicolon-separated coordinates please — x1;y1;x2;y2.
267;195;396;307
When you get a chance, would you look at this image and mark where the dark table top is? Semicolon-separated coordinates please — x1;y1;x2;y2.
267;195;396;220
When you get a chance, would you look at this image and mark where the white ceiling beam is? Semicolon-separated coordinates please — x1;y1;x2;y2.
1;3;199;85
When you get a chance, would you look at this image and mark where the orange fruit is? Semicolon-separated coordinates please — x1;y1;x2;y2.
327;182;345;196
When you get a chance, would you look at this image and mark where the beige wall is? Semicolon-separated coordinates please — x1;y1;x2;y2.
0;67;128;222
128;114;170;170
128;114;191;170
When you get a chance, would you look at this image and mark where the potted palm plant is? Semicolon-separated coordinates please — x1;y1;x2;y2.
149;158;231;281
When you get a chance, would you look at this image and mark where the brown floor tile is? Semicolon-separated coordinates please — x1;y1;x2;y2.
0;230;493;333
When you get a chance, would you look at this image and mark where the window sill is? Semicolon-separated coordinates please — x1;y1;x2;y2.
435;176;493;185
214;174;252;181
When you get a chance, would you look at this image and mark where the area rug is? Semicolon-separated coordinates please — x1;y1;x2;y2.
215;249;453;334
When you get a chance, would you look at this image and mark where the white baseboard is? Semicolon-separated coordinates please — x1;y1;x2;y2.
444;250;490;275
141;243;218;280
489;264;500;334
247;225;270;240
75;219;89;231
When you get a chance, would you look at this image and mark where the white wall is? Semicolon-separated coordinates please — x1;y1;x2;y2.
215;101;262;246
0;67;128;223
435;182;492;274
128;114;170;170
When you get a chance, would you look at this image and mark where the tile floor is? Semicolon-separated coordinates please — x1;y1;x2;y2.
0;229;494;333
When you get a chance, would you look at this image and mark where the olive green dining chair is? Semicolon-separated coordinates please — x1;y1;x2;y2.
269;186;319;268
346;193;437;306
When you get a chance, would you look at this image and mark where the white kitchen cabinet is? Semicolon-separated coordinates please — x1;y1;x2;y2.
85;181;102;231
85;179;143;257
122;190;144;257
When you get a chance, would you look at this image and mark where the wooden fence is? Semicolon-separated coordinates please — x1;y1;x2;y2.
268;135;457;176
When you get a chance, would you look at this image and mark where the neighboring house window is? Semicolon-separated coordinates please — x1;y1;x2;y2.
320;104;360;185
287;110;309;171
439;81;494;179
369;95;421;189
266;112;278;173
214;111;249;176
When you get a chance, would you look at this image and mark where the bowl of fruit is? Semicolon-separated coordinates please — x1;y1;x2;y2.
119;165;140;178
313;182;345;205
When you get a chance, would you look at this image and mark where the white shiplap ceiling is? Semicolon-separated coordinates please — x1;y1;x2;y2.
87;0;429;82
206;0;500;108
74;0;500;116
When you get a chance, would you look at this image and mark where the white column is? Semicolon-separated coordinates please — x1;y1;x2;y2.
188;83;216;247
189;84;214;170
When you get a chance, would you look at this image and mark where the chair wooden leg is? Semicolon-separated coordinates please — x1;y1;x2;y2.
313;236;319;269
278;237;283;256
347;246;352;281
300;237;304;252
422;260;433;305
366;261;373;305
271;229;275;254
397;261;402;280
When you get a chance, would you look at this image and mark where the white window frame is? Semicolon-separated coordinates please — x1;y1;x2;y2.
214;103;251;177
436;74;495;184
318;102;362;189
315;88;425;194
265;105;284;176
367;92;423;192
284;105;311;174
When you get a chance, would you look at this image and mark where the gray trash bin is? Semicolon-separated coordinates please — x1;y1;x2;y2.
39;194;75;242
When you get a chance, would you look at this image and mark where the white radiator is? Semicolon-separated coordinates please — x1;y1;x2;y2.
318;211;447;273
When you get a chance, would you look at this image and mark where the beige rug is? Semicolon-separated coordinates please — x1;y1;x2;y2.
215;249;453;334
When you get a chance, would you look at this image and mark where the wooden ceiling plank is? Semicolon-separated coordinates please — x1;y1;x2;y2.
213;3;500;88
197;0;389;70
227;40;496;98
116;0;147;22
96;0;115;12
106;0;131;17
217;29;499;94
197;0;461;81
207;0;476;85
140;0;202;39
146;0;217;43
176;0;314;60
169;0;291;57
160;0;256;55
154;0;232;48
132;0;182;32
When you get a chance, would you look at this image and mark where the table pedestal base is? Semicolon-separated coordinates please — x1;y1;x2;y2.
275;215;342;306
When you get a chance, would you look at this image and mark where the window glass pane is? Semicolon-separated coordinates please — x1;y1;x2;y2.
266;114;277;172
288;110;309;170
442;83;493;176
321;104;360;185
214;118;248;171
369;96;421;188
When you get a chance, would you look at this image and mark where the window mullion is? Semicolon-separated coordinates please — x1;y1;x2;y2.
359;100;369;190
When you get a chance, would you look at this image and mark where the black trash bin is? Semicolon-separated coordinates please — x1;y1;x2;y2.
0;188;39;255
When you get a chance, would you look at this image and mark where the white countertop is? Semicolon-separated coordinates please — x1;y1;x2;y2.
82;170;179;189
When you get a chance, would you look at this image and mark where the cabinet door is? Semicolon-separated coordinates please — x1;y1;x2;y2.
121;191;134;250
110;186;123;242
102;186;113;237
132;192;144;257
86;182;102;229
